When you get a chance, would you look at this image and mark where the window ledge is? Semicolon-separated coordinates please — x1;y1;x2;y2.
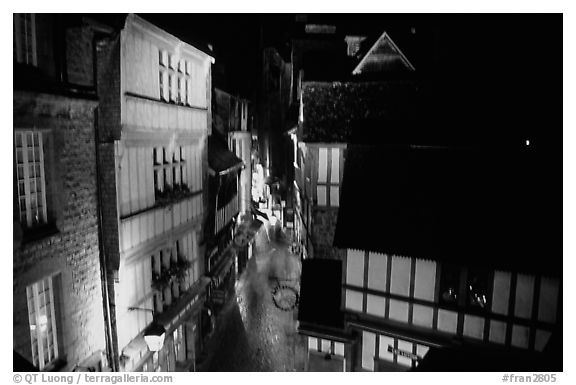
19;222;59;246
119;189;203;222
41;357;67;372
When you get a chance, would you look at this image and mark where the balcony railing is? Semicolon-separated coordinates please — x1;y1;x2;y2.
215;194;238;235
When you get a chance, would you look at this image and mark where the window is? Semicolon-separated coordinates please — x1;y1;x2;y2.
467;269;490;309
169;74;176;102
178;77;186;105
316;147;341;207
14;14;36;66
173;325;185;362
152;234;199;313
27;276;59;370
153;146;187;200
159;71;167;101
439;264;460;306
158;51;192;106
15;131;47;228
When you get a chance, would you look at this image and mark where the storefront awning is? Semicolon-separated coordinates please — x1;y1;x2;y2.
208;134;243;176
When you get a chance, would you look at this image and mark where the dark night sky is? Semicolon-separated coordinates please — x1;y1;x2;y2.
138;14;561;133
96;13;561;157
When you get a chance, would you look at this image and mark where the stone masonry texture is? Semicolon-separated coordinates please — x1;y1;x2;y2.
311;207;345;261
13;90;106;371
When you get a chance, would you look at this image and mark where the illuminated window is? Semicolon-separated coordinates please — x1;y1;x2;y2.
14;14;37;66
178;76;185;105
186;78;192;106
467;269;490;309
316;147;340;207
27;276;59;370
15;131;47;228
173;325;186;362
158;51;194;107
169;74;176;102
153;146;187;200
439;264;460;306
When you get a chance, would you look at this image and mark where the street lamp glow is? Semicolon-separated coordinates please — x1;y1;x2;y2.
144;322;166;352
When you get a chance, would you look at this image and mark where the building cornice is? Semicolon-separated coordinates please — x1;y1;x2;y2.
125;14;215;65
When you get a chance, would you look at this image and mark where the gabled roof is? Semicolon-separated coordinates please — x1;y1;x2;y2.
352;31;415;75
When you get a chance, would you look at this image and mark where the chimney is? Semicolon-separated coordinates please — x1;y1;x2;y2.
344;35;367;57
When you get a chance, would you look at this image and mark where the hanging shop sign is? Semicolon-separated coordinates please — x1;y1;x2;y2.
387;345;420;361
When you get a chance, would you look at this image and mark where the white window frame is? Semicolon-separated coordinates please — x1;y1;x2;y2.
153;146;187;198
15;130;48;228
158;50;192;106
27;276;59;370
316;147;340;207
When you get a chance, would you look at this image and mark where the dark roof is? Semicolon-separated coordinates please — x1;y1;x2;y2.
207;134;243;175
333;144;561;276
300;80;419;143
298;259;344;329
414;343;560;372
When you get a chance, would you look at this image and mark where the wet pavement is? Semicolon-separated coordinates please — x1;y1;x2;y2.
197;222;307;371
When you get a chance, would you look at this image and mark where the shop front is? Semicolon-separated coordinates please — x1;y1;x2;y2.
207;247;237;314
232;218;264;275
120;277;210;372
347;323;438;372
301;331;353;371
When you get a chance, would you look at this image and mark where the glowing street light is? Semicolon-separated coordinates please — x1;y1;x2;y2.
128;307;166;352
143;322;166;352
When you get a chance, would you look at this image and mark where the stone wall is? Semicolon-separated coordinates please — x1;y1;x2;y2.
311;207;345;261
66;26;95;87
13;91;106;371
96;36;122;142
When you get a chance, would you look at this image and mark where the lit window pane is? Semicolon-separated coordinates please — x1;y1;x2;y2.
318;148;327;183
317;186;326;206
330;186;339;207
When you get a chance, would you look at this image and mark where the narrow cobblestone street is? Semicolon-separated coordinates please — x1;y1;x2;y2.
197;222;307;371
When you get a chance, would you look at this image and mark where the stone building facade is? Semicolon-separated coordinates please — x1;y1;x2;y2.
13;14;108;371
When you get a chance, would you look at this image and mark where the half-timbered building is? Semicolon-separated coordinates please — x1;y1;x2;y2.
95;14;213;372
